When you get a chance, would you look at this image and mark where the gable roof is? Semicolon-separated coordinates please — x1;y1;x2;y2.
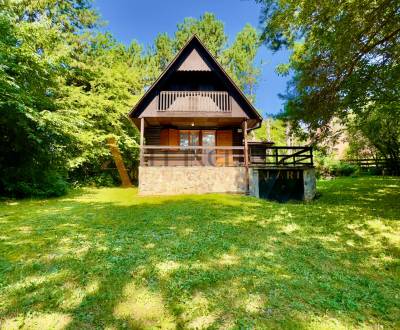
129;35;262;123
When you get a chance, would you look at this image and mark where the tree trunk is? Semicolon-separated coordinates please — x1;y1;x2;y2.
107;137;132;187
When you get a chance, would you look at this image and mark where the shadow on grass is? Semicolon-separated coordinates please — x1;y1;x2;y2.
0;177;399;329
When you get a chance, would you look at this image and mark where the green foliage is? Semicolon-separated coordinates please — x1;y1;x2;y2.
0;177;399;328
314;151;359;178
330;162;359;177
2;170;68;198
253;118;289;144
345;125;378;161
56;32;143;183
352;104;400;174
0;5;73;197
258;0;400;141
0;1;142;196
175;13;227;57
221;24;260;100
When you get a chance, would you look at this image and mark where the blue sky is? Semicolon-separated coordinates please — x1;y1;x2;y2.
94;0;292;116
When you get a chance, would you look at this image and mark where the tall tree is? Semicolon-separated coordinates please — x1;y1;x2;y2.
257;0;400;136
222;24;260;101
0;0;99;196
58;33;145;183
174;13;227;57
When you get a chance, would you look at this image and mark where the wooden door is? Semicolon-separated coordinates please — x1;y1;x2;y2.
216;130;233;166
159;129;179;166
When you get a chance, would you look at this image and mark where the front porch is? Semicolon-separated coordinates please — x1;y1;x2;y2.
140;145;314;168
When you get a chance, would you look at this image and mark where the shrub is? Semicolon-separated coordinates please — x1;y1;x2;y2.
314;151;359;177
0;169;68;198
330;162;359;176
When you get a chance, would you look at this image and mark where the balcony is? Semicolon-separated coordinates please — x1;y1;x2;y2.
158;91;231;112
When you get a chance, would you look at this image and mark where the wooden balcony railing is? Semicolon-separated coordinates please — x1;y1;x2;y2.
158;91;231;112
141;145;313;167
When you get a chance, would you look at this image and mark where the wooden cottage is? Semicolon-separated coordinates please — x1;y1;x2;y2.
129;35;315;199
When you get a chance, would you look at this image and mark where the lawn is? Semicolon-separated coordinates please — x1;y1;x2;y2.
0;177;399;329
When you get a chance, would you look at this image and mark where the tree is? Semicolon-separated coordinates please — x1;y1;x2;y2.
174;13;227;57
0;1;96;196
58;33;145;184
222;24;260;101
350;104;400;174
257;0;400;137
253;118;289;145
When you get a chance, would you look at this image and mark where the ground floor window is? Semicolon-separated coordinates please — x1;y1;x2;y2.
179;130;217;147
179;130;200;146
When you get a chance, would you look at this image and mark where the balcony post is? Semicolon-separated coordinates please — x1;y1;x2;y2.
243;120;249;167
140;117;144;166
243;120;249;193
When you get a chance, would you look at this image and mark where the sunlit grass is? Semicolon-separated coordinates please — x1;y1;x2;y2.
0;177;399;329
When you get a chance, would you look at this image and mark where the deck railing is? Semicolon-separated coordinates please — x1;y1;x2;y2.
158;91;231;112
141;145;313;167
249;146;313;167
142;146;244;167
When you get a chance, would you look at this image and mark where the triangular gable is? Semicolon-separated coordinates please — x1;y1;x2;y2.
177;48;211;71
129;35;262;123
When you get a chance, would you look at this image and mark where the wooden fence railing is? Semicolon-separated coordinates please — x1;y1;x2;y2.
344;158;387;168
158;91;231;112
342;158;400;175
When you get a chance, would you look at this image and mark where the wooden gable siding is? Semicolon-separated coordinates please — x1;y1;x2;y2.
177;48;211;71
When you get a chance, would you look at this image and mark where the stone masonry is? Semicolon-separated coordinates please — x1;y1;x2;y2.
303;168;317;201
139;166;247;195
248;167;316;201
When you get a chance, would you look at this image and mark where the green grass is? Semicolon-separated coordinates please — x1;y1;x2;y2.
0;177;399;329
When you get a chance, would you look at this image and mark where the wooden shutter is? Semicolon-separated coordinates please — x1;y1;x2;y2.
169;129;179;146
216;130;233;166
160;129;179;146
160;129;169;145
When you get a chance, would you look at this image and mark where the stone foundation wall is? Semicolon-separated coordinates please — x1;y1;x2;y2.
248;168;259;198
303;168;316;201
139;166;247;195
248;167;316;201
